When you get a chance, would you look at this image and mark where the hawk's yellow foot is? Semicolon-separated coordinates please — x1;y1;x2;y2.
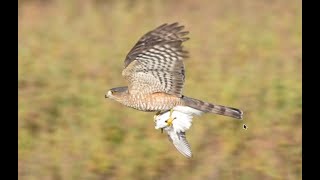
166;109;175;126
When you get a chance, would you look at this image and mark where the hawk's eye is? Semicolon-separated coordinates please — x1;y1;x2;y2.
165;120;168;123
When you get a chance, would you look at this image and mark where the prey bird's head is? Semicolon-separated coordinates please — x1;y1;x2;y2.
105;86;129;101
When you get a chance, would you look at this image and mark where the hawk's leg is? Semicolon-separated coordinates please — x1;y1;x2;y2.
165;109;176;126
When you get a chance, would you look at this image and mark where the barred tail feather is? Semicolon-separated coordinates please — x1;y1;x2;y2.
182;96;243;119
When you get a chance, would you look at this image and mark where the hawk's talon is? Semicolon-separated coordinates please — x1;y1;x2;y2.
166;109;175;126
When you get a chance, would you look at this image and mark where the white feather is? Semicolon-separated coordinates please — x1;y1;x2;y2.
173;106;203;116
154;106;202;132
154;108;194;133
154;106;203;158
167;131;192;158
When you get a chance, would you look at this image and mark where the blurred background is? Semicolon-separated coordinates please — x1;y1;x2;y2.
18;0;301;179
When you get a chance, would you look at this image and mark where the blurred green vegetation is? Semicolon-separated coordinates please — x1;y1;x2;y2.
18;0;301;179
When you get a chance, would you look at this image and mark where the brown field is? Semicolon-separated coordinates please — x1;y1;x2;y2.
19;0;301;179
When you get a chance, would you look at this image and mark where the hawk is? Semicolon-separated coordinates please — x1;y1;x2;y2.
105;23;243;158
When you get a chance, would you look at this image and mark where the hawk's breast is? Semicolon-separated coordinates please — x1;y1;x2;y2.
124;93;182;112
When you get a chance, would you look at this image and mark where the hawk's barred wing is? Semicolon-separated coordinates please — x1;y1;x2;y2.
122;23;189;97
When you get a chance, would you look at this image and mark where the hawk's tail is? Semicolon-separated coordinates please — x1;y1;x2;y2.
182;96;243;119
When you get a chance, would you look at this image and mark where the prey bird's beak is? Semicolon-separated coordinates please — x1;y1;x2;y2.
105;94;108;98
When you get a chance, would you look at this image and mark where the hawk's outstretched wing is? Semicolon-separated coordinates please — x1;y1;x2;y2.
122;23;189;97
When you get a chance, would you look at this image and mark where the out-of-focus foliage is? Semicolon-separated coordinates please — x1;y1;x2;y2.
18;0;301;179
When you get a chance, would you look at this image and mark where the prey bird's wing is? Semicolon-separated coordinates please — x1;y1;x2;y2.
122;23;189;97
167;131;192;158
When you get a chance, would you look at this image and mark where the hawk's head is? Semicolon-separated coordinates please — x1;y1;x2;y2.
105;86;128;101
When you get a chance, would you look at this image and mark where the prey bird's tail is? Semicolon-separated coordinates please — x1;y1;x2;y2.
182;96;243;119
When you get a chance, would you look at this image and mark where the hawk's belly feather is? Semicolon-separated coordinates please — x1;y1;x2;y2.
124;93;182;112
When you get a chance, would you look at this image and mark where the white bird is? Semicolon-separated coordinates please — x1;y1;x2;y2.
154;106;203;158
